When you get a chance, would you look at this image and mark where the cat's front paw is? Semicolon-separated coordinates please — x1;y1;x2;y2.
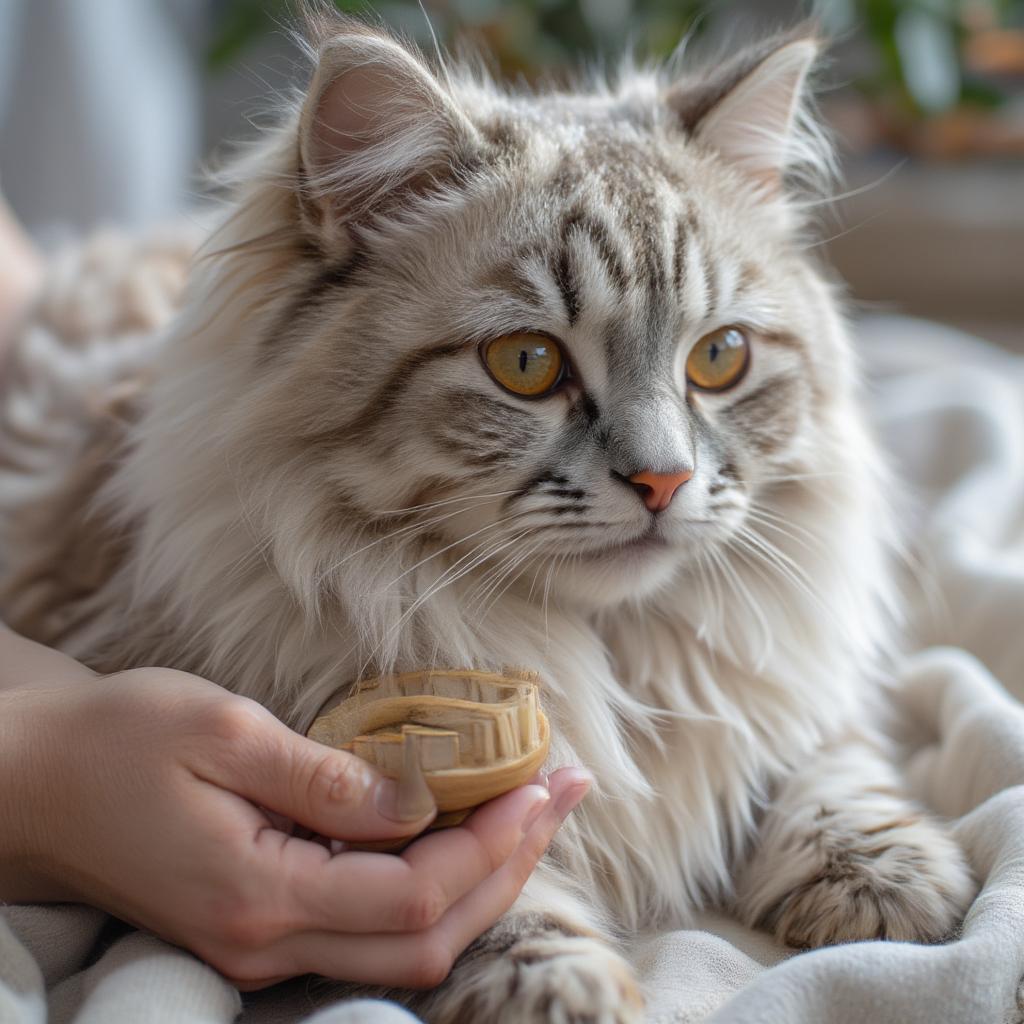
744;810;975;948
429;935;643;1024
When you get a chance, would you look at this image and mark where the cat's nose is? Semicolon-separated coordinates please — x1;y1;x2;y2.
627;468;693;513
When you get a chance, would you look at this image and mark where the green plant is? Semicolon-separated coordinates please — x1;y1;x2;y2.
208;0;707;76
854;0;1022;116
209;0;1024;127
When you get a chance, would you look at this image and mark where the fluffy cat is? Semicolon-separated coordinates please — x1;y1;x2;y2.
0;11;975;1022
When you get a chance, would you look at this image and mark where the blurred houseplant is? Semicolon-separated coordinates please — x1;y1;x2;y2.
210;0;1024;157
208;0;705;78
844;0;1024;156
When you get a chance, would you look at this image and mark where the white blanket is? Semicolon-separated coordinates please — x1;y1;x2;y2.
3;315;1023;1024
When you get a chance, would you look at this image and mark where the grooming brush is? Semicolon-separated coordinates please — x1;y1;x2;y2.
307;668;550;850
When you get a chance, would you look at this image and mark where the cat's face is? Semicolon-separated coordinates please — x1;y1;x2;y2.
251;25;845;610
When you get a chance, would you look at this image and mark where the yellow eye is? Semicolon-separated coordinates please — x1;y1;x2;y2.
686;327;750;392
483;333;565;397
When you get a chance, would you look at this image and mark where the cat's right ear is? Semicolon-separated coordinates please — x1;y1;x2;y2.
297;26;477;251
665;30;826;198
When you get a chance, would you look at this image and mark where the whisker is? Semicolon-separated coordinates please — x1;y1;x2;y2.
474;536;548;622
745;503;820;538
707;545;773;665
354;527;522;677
744;510;821;555
691;550;718;641
728;536;833;649
735;526;819;596
526;545;554;605
316;492;512;584
730;528;841;635
464;531;538;614
541;550;569;642
758;470;852;484
378;508;538;591
462;540;530;613
374;488;519;517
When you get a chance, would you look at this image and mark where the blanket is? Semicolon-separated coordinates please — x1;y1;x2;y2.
3;315;1023;1024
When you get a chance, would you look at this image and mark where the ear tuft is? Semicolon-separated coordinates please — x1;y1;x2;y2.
668;33;828;194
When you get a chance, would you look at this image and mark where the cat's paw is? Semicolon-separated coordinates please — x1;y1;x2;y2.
429;935;643;1024
746;810;975;948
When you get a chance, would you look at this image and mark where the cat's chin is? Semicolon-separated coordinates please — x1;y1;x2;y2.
545;539;684;609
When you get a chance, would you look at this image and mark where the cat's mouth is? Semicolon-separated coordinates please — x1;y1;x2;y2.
577;512;725;564
581;529;669;562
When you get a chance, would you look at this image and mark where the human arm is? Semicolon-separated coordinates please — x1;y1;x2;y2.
0;193;43;355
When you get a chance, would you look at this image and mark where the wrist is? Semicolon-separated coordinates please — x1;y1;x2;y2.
0;621;96;693
0;687;78;901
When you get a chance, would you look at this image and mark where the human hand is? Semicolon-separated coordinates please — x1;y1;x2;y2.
0;640;589;990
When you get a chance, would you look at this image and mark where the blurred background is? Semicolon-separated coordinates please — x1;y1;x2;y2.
0;0;1021;348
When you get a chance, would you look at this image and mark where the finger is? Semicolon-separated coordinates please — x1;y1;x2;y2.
268;782;551;934
232;974;291;993
196;701;438;841
235;768;591;989
431;767;592;954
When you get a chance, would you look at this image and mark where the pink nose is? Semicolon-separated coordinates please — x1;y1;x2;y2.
629;468;693;512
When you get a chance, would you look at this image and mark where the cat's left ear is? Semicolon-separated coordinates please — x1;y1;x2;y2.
667;33;822;193
297;23;478;250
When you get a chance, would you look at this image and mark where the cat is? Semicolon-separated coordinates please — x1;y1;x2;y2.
0;10;975;1022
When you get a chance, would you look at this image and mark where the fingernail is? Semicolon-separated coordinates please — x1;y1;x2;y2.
375;777;435;823
551;768;594;818
520;788;551;834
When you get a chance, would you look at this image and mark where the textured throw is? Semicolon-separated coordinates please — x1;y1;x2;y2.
2;315;1023;1024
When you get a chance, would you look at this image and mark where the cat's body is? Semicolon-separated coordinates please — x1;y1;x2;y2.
0;13;974;1022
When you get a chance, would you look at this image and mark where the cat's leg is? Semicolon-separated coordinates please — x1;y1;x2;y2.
734;734;976;948
416;871;643;1024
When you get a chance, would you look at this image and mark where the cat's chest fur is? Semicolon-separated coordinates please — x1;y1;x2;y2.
368;580;868;931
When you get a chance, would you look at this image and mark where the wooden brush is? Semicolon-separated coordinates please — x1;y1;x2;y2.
307;668;550;848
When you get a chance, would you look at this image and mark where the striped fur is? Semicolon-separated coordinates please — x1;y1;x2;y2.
0;15;973;1022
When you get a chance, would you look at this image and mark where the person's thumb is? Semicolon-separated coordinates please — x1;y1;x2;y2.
200;700;437;841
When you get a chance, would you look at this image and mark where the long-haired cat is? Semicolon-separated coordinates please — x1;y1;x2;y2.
0;10;974;1022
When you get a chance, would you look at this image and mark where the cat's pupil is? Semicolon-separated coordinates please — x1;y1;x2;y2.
709;343;720;362
519;349;528;373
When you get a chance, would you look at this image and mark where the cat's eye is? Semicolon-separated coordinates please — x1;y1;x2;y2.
483;333;565;398
686;327;750;392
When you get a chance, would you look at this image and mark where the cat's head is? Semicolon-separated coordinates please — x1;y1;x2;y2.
213;17;856;617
